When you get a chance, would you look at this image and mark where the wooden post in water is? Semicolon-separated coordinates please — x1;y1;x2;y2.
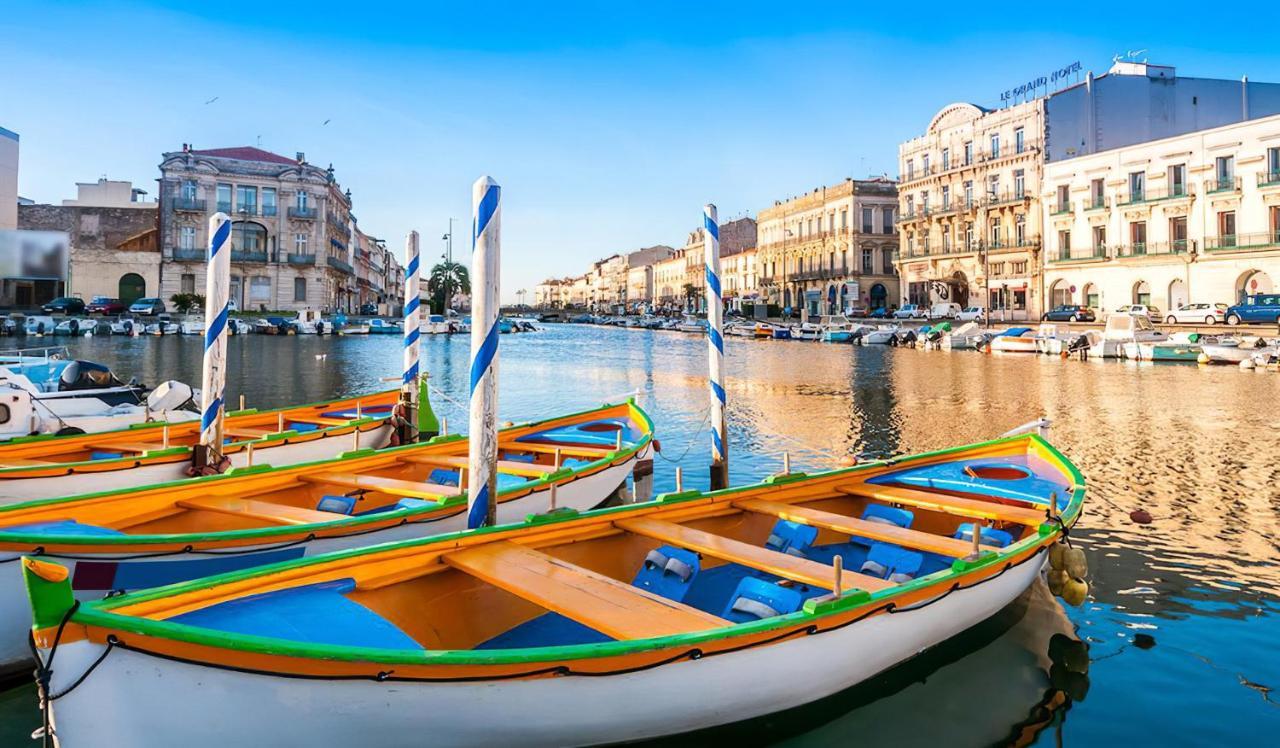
467;176;501;529
704;204;729;490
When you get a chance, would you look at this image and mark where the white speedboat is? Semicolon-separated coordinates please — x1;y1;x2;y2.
987;327;1038;353
144;317;181;335
941;321;984;350
421;314;451;335
724;321;754;337
1034;323;1082;355
678;316;706;334
791;321;823;341
862;324;900;345
109;316;144;336
368;319;401;335
1085;314;1166;359
52;318;93;337
179;317;206;336
1199;336;1279;364
1126;332;1214;363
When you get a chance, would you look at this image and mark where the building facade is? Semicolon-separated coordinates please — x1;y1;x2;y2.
1043;113;1280;314
1;126;19;231
757;180;898;318
157;145;362;313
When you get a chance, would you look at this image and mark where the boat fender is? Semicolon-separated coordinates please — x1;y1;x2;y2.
1047;568;1068;596
1063;547;1088;579
1197;352;1210;364
1129;508;1153;525
643;549;670;571
652;439;662;453
837;455;858;467
730;597;780;621
1061;576;1089;606
1239;358;1255;370
1048;542;1066;570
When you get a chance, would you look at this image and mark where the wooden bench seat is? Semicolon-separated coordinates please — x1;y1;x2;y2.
224;427;276;440
86;441;165;454
287;416;353;428
836;484;1047;527
444;541;726;640
503;442;615;459
614;517;891;592
401;454;555;477
299;472;460;501
177;496;347;526
734;499;996;557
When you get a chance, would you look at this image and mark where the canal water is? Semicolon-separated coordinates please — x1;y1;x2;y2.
1;325;1277;745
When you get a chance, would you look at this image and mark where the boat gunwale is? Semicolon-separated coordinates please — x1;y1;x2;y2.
39;433;1083;674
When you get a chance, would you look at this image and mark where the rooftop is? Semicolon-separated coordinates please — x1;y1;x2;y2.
188;146;299;165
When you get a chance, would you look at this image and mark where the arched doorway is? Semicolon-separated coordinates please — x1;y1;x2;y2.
1237;269;1274;300
1049;279;1071;308
783;288;792;312
118;273;145;304
1082;283;1099;309
231;221;267;255
949;271;970;308
869;283;887;310
1168;278;1187;311
826;285;837;315
1132;280;1151;306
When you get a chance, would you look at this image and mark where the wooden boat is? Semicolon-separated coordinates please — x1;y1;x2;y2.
2;400;653;675
0;390;402;503
23;432;1081;746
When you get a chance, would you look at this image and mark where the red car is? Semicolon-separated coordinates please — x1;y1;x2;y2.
86;296;127;315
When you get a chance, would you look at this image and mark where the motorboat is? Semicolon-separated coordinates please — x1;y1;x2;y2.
292;309;333;335
724;321;755;337
678;316;707;334
862;324;900;345
1124;332;1214;362
1198;335;1279;364
1083;314;1166;359
23;431;1085;746
1034;324;1084;355
791;320;823;341
22;315;56;336
145;316;181;335
421;313;451;335
52;318;93;336
986;327;1038;353
3;401;655;675
367;319;402;334
109;316;144;336
940;321;985;350
179;317;206;336
253;316;293;335
819;316;856;343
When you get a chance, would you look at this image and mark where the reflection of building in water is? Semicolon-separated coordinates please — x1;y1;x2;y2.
847;347;901;458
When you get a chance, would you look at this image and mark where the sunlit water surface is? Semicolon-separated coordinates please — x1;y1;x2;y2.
1;325;1277;745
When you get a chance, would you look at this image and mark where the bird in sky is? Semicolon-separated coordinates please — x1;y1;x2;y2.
204;96;219;105
322;119;331;125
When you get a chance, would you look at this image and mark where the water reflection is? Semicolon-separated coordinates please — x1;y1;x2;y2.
1;326;1277;742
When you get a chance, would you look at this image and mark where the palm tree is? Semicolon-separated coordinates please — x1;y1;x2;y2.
682;283;699;312
427;261;470;313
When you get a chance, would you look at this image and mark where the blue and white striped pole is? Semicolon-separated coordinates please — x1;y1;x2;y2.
704;204;728;489
402;231;422;441
467;176;501;529
199;212;232;459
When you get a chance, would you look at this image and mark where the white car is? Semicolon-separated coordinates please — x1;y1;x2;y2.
928;302;961;320
1165;302;1227;325
1114;304;1161;323
957;306;986;322
893;304;927;320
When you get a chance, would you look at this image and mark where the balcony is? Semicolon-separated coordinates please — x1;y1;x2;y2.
1049;201;1073;216
1118;184;1193;206
288;206;317;220
1049;246;1109;264
287;253;317;266
327;256;354;275
1084;196;1110;211
985;191;1029;208
1114;240;1189;258
171;197;206;212
987;234;1041;252
1203;176;1242;195
234;205;258;217
1204;232;1280;253
231;250;268;263
261;204;278;217
1257;170;1280;188
170;247;204;262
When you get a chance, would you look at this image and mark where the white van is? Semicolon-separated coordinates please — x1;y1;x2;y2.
928;303;961;320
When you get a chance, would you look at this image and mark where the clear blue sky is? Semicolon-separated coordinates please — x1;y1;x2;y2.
3;1;1276;302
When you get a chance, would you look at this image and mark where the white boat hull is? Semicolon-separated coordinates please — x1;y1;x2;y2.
988;337;1038;353
40;544;1044;747
0;446;644;673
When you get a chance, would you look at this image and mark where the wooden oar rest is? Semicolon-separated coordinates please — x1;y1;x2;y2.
502;442;615;459
176;496;347;526
299;472;460;501
400;454;555;477
734;499;995;557
86;441;164;454
444;541;726;640
836;484;1046;527
614;517;892;592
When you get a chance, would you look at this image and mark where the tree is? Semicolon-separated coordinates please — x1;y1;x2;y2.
427;261;471;314
170;293;206;314
682;283;699;312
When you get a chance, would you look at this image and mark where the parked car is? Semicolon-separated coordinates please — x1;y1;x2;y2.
1113;304;1161;323
42;296;85;315
893;304;927;320
928;302;961;320
1166;302;1228;325
359;302;379;316
844;303;869;318
956;306;986;322
1041;305;1096;323
1225;294;1280;325
86;296;127;315
868;307;888;318
129;297;166;315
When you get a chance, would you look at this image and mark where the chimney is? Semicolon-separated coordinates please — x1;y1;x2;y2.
296;152;306;163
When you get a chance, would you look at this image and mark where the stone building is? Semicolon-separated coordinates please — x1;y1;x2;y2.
1043;112;1280;314
721;247;759;311
757;180;898;318
17;179;159;305
157;145;362;313
351;222;403;314
0;126;16;231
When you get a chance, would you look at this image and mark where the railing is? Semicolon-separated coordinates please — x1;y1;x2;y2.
1084;195;1109;211
1204;176;1242;195
327;213;349;232
287;253;317;266
1257;170;1280;188
1119;184;1193;206
985;191;1029;207
171;197;206;212
288;206;317;219
987;234;1041;251
261;205;278;217
235;205;258;217
231;250;268;263
171;247;204;261
1049;201;1073;216
216;201;232;213
1204;232;1280;252
1049;246;1109;263
327;256;354;274
1115;240;1189;258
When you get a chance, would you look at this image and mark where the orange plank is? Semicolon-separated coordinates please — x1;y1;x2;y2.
86;441;165;454
299;472;459;501
504;442;614;459
401;454;555;477
836;483;1046;526
177;496;347;526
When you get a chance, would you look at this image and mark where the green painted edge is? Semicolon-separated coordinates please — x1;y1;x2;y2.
23;560;75;630
337;448;380;460
258;429;301;443
802;589;871;615
762;471;811;486
128;420;171;430
950;550;999;573
225;408;259;417
224;464;275;477
140;446;188;459
656;489;704;502
523;507;580;525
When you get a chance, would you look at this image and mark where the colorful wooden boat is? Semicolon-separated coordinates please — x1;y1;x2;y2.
1;400;653;675
0;389;402;503
23;432;1080;746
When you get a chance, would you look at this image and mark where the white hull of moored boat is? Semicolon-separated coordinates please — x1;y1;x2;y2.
0;446;645;673
39;546;1043;747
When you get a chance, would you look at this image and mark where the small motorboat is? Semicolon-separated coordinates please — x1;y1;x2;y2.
3;401;655;676
1081;314;1166;359
179;317;206;336
421;314;451;335
367;319;402;334
145;316;181;335
819;316;856;343
1034;324;1078;355
292;309;333;335
22;315;56;336
678;316;707;334
791;320;823;341
1198;335;1278;364
108;316;143;336
1125;332;1213;362
751;321;779;338
862;324;900;345
940;321;984;350
986;327;1038;353
23;430;1083;746
52;318;92;336
724;321;755;337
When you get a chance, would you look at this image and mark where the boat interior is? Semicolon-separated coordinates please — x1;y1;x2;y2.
0;410;646;539
110;440;1076;654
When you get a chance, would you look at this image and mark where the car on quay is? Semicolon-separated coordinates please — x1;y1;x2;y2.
893;304;927;320
85;296;127;315
1165;303;1228;325
844;303;869;318
928;302;961;320
1113;304;1161;323
41;296;85;315
128;297;166;316
1041;305;1095;323
359;302;379;316
1225;294;1280;325
957;306;986;322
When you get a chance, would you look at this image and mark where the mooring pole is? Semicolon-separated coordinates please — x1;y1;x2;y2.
197;212;231;468
704;203;728;490
401;231;423;443
467;176;501;529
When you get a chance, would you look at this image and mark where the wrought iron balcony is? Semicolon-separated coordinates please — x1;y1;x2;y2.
287;253;317;266
1049;201;1073;216
170;247;204;261
288;206;317;219
1115;240;1189;258
235;205;258;217
1204;232;1280;252
171;197;206;212
216;201;232;213
985;191;1030;208
261;205;278;217
1049;246;1109;264
231;250;268;263
1119;184;1193;206
1084;195;1109;211
1257;170;1280;188
1203;176;1242;195
327;256;355;275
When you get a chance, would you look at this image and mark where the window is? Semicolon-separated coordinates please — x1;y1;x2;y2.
296;191;309;210
1090;178;1105;209
1169;164;1186;196
922;154;930;174
964;181;973;208
817;216;823;233
1012;261;1028;275
216;183;232;213
964;223;973;250
881;207;894;232
861;207;873;233
294;233;308;253
1014;127;1025;154
989;133;1000;159
249;276;271;304
988;175;999;201
179;226;195;250
841;209;848;230
1058;230;1071;258
991;262;1005;276
1013;169;1025;199
236;185;257;214
1128;171;1145;202
882;248;895;274
232;221;266;254
1268;147;1280;182
294;277;307;302
922;233;930;254
941;185;950;209
1215;155;1234;189
1130;221;1147;254
1015;214;1026;246
262;188;277;217
990;216;1002;247
942;148;950;170
1092;225;1107;254
963;141;973;165
1170;216;1188;253
181;273;195;294
862;248;873;274
807;218;813;235
180;179;197;201
1056;184;1070;212
1273;206;1280;243
942;229;951;253
1218;211;1236;246
906;196;915;217
921;191;930;213
906;159;915;180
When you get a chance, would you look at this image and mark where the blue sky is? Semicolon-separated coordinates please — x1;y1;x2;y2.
3;1;1276;301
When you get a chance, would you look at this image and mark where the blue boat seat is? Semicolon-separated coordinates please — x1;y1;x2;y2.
953;523;1014;548
859;543;924;583
172;578;421;650
316;495;357;515
357;498;432;516
862;504;914;528
764;519;818;558
632;545;700;602
429;468;459;486
0;519;124;537
90;451;122;461
722;577;804;623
